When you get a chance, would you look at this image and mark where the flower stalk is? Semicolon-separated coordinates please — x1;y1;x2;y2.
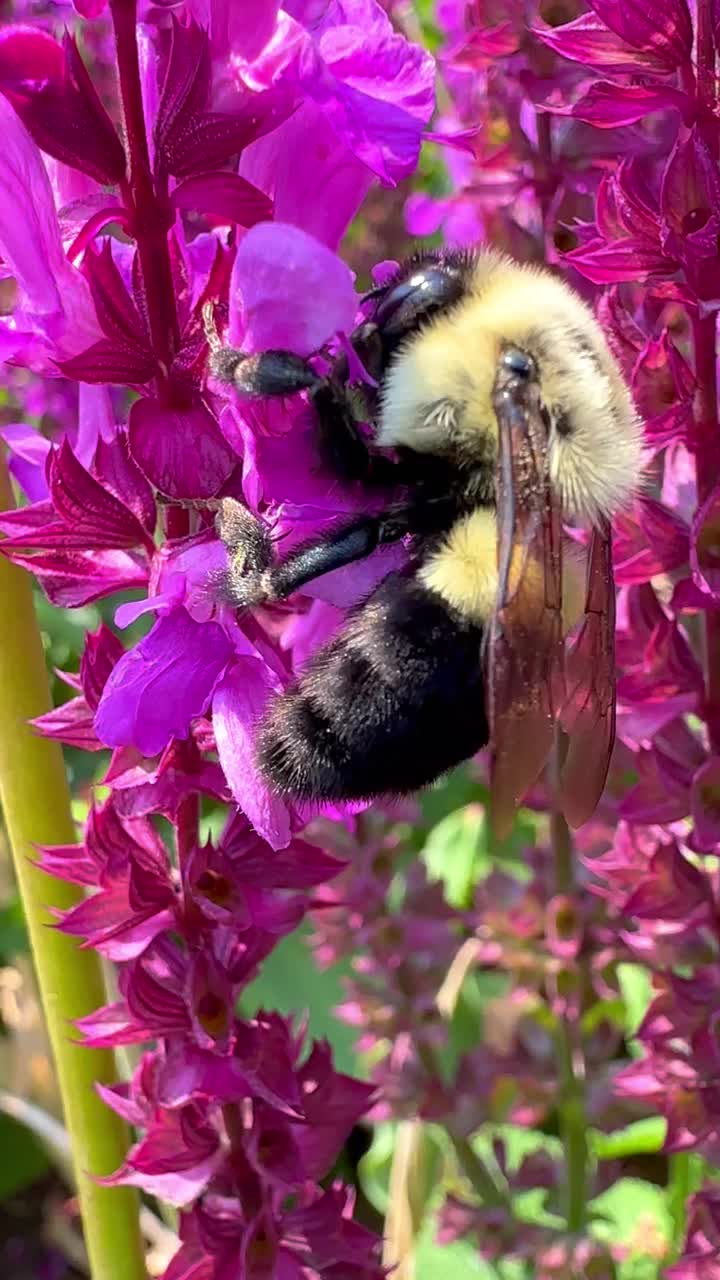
551;742;588;1234
668;1153;704;1260
0;448;145;1280
110;0;180;381
693;0;720;752
692;310;720;751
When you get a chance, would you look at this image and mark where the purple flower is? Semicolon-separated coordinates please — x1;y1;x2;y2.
8;0;720;1271
0;93;102;364
0;0;437;1269
230;221;357;355
668;1188;720;1279
95;609;233;758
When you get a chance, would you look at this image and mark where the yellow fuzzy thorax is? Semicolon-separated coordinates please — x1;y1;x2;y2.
419;508;586;631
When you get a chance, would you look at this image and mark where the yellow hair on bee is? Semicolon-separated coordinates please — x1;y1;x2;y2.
420;508;587;631
378;251;643;526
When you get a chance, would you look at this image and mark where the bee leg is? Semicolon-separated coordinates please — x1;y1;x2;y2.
206;325;398;489
215;498;457;608
258;569;489;801
309;378;393;487
208;344;321;398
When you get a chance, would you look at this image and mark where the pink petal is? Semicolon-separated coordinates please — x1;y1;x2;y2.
0;96;100;358
212;659;292;850
232;221;357;356
241;102;373;250
95;609;233;758
691;482;720;601
0;423;50;501
128;397;237;499
691;758;720;852
171;172;273;227
570;82;689;128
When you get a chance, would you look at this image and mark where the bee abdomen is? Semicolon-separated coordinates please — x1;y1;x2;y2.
257;570;489;802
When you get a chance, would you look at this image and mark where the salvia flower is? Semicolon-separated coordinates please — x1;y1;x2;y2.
0;1;435;1274
5;0;720;1273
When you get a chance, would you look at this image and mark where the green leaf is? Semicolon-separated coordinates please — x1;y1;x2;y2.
415;1215;522;1280
617;964;654;1043
422;805;489;907
359;1122;450;1218
435;971;509;1082
241;923;360;1078
0;896;29;960
591;1118;667;1160
36;591;101;670
358;1121;398;1214
0;1114;49;1199
420;765;486;829
581;997;626;1036
473;1124;563;1172
591;1177;671;1275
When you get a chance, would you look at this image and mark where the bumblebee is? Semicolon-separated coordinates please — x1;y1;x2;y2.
207;250;643;833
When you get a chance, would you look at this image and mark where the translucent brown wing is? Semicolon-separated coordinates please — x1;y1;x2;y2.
558;520;616;827
487;354;566;839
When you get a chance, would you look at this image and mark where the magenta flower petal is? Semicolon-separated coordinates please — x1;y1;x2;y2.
31;696;101;752
590;0;693;70
0;95;101;359
691;482;720;602
203;0;281;61
623;842;712;921
232;221;357;356
171;172;273;227
81;624;126;710
95;609;233;758
614;498;690;585
305;541;407;609
569;82;689;129
293;1042;375;1180
212;659;292;850
94;428;157;536
240;101;373;249
153;16;292;181
0;27;126;184
108;1152;220;1208
405;190;449;237
565;237;672;285
536;12;679;75
1;548;148;608
690;758;720;852
48;439;154;552
128;398;237;499
0;423;50;502
311;7;436;184
73;0;107;14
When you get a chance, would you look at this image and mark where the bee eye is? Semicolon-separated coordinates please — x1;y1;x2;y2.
502;348;536;379
374;262;465;338
554;408;573;437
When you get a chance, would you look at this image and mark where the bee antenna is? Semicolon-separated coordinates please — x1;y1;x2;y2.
203;301;221;353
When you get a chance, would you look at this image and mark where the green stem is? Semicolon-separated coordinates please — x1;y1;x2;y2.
555;1026;588;1233
449;1131;511;1210
668;1153;706;1261
551;746;589;1234
0;452;146;1280
415;1039;512;1212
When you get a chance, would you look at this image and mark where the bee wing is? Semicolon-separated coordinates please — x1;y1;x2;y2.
488;361;566;840
558;519;616;828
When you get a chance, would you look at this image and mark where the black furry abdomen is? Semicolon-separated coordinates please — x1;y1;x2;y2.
258;571;488;801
